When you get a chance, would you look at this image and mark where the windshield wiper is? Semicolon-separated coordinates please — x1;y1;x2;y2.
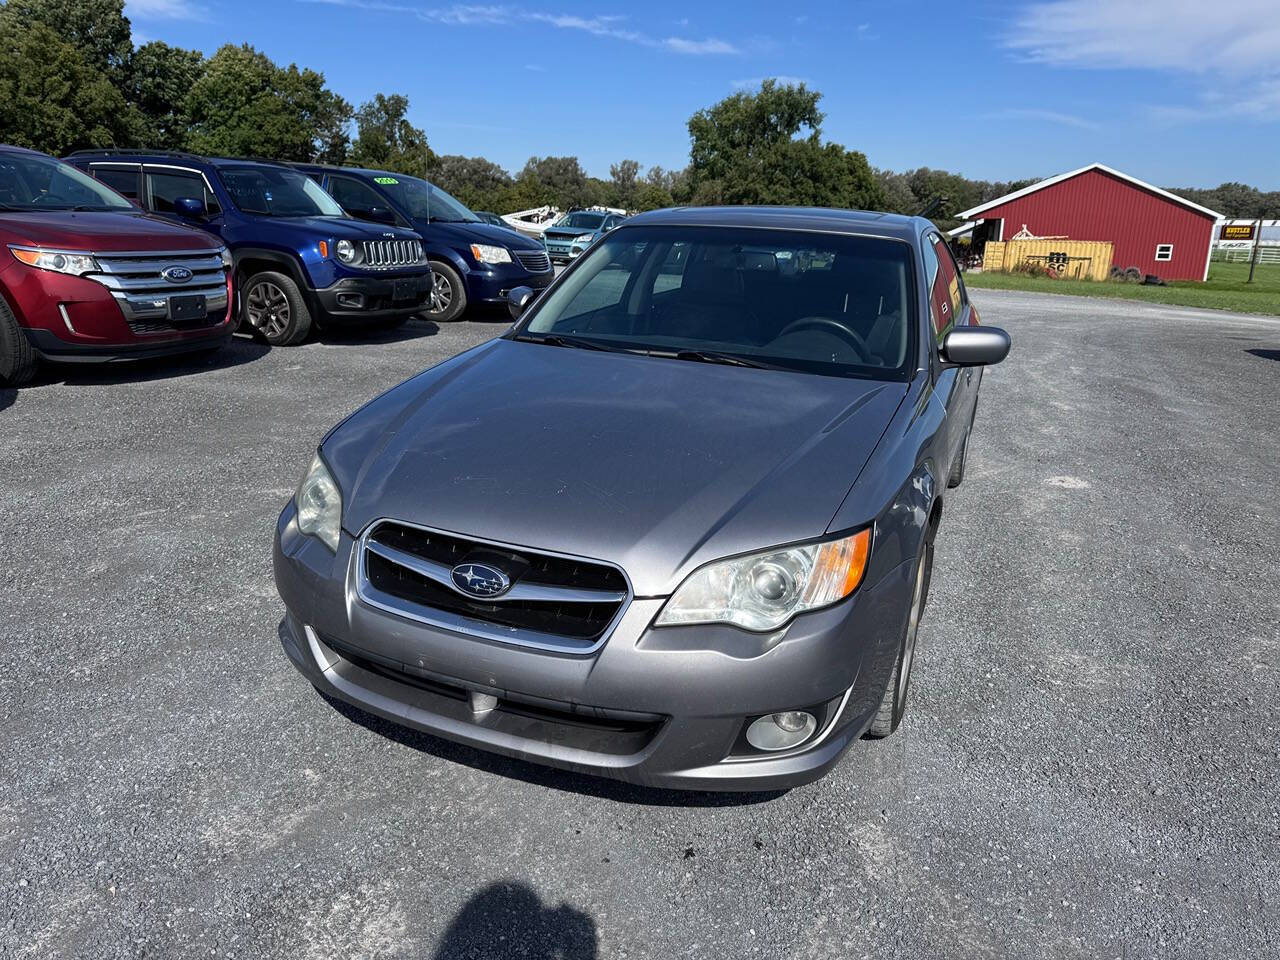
514;333;632;353
670;349;775;369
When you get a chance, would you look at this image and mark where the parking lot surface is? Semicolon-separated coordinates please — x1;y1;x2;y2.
2;291;1277;959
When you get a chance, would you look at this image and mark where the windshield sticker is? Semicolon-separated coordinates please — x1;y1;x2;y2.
374;176;399;185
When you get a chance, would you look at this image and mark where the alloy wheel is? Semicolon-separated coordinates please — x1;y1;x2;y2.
430;273;453;313
246;281;291;339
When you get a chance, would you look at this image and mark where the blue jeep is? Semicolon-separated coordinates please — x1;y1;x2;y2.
66;151;434;345
292;164;553;323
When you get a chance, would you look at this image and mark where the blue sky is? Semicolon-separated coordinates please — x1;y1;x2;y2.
126;0;1280;189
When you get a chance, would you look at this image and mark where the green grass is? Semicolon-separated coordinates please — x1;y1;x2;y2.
964;259;1280;316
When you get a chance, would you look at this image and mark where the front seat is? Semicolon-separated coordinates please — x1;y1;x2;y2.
652;254;760;342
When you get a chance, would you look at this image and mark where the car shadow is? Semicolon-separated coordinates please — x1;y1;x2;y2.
315;317;440;346
319;692;787;808
432;880;597;960
17;334;269;389
1246;348;1280;362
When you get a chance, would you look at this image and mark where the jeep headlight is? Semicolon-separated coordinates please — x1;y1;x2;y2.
655;529;871;632
9;246;99;276
294;453;342;552
335;239;357;264
471;243;512;264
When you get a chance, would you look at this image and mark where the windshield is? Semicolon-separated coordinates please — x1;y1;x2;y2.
218;166;345;217
555;212;607;230
374;174;478;223
0;152;135;212
517;225;915;380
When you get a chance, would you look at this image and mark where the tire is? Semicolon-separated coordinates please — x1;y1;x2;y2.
242;271;312;346
424;260;466;323
865;538;934;739
1124;266;1143;283
0;295;38;386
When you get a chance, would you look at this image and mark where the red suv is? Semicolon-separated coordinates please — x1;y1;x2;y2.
0;145;233;385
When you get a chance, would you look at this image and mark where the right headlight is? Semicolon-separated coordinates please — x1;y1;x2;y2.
471;243;513;264
574;234;596;245
335;239;357;264
655;528;871;632
294;453;343;552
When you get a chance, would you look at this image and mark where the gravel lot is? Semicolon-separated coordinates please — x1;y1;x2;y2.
2;290;1277;959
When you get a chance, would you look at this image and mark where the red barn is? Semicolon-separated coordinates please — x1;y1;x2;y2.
958;163;1222;282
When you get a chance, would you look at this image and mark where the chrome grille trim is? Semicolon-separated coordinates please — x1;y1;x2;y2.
353;518;633;656
360;239;423;269
84;249;228;323
514;250;552;273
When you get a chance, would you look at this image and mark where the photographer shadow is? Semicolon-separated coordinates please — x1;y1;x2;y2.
432;880;597;960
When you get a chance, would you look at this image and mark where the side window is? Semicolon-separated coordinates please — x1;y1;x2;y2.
921;235;944;342
328;176;387;218
91;165;140;201
934;235;967;315
145;169;219;215
652;241;689;295
925;232;959;344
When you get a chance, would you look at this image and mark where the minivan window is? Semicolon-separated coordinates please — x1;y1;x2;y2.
0;152;133;211
218;166;345;218
519;225;915;379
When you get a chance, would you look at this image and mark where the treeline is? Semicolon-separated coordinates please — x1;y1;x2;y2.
2;0;1274;221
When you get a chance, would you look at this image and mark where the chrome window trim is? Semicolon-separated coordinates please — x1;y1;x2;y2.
352;518;634;656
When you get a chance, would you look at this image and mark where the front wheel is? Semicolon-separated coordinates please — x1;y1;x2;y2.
424;261;467;323
242;271;312;346
865;540;933;739
0;295;38;386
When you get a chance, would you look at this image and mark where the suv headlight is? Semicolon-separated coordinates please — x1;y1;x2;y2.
218;246;232;270
294;453;342;552
9;246;99;277
335;239;357;264
574;234;596;245
471;243;512;264
655;529;871;632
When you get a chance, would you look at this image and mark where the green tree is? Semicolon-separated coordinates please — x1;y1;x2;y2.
687;79;882;210
607;158;640;209
127;41;205;150
183;44;351;161
429;154;513;210
0;13;132;153
3;0;132;78
518;155;592;209
351;93;433;176
874;168;918;215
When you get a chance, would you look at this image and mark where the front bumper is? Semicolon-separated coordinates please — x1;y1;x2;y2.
466;261;554;305
273;506;913;791
312;272;433;323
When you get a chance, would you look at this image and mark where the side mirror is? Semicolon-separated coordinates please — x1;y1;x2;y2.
174;196;206;218
940;326;1011;367
507;285;535;320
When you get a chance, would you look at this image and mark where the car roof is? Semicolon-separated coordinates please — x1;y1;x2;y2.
291;162;414;181
0;144;51;158
624;205;923;241
63;150;291;171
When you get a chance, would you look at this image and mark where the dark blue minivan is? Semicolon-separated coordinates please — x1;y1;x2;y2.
68;151;434;345
293;164;554;322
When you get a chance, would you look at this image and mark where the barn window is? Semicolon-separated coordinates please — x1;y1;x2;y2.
1155;244;1173;261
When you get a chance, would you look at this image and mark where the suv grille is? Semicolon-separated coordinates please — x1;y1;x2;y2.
361;239;423;268
514;250;551;273
90;249;228;327
356;521;630;654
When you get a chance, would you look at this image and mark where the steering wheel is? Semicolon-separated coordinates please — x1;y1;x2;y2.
774;317;872;363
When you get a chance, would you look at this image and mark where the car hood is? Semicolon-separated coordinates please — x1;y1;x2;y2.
417;219;544;250
544;225;600;240
275;216;421;243
0;211;218;251
328;339;907;596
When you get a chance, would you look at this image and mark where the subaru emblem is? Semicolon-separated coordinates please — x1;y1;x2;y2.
450;562;511;599
161;265;193;283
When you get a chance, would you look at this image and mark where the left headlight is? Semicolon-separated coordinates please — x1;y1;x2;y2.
335;239;357;263
9;246;99;277
471;243;513;264
655;528;871;632
574;234;596;245
294;453;342;552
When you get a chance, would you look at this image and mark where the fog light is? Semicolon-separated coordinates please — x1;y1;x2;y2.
745;711;817;752
337;292;365;309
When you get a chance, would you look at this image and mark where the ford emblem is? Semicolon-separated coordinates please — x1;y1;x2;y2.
450;562;511;599
161;265;193;283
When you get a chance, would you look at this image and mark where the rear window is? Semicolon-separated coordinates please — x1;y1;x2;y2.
520;225;915;380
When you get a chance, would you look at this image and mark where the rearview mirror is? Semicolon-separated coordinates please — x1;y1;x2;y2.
940;326;1011;367
507;285;535;320
174;196;206;218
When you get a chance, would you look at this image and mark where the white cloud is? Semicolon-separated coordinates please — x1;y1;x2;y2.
301;2;739;54
126;0;205;19
978;107;1099;130
1006;0;1280;122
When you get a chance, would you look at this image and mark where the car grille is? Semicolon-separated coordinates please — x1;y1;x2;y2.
361;239;423;268
356;520;630;654
89;249;228;326
514;250;551;273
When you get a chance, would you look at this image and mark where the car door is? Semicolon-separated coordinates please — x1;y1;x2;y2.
87;163;142;206
143;165;221;229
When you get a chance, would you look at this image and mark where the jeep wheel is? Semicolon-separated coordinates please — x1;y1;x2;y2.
0;295;38;386
424;261;466;323
243;271;312;346
865;538;933;739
